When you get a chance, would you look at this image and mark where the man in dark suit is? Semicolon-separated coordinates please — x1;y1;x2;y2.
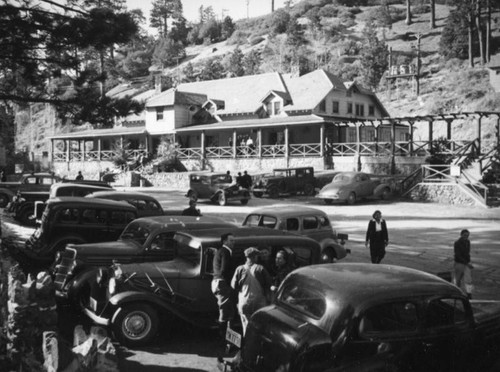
365;210;389;264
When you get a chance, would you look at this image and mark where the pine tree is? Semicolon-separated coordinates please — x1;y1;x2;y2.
360;22;389;90
228;48;245;77
150;0;183;38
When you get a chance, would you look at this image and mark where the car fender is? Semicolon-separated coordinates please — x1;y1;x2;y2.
109;291;190;324
320;239;347;260
66;267;98;298
0;188;16;199
210;189;224;201
373;183;391;196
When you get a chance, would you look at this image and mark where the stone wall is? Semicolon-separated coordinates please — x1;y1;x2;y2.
410;184;477;206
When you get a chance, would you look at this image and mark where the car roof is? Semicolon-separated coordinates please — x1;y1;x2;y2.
176;226;320;246
51;183;112;191
22;172;59;177
247;205;328;218
273;167;312;171
87;190;157;200
288;263;464;304
129;215;236;229
190;172;226;177
47;196;137;210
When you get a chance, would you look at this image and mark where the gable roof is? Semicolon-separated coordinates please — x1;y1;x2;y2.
146;89;208;108
282;69;347;112
175;72;288;114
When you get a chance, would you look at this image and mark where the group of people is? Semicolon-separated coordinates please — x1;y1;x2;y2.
365;210;474;299
211;233;292;340
235;171;252;189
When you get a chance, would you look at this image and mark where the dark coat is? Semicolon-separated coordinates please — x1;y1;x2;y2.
365;219;389;246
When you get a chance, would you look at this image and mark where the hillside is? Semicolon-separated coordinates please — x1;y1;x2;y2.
164;2;500;143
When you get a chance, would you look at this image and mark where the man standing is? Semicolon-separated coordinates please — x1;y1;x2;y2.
365;210;389;264
454;229;473;299
212;233;236;336
241;171;252;189
231;247;271;335
182;199;201;216
75;171;84;181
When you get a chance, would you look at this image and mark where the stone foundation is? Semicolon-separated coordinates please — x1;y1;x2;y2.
410;184;477;206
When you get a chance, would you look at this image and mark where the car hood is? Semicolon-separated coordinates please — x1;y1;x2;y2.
69;240;139;257
118;258;198;281
241;306;332;371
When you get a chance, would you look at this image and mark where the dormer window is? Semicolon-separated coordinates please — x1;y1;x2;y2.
274;102;281;115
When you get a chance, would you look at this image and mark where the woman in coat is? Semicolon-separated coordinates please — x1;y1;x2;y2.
365;210;389;264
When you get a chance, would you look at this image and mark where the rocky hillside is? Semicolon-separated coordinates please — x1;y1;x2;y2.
165;2;500;144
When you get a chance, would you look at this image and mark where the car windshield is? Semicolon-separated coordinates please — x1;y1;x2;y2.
332;174;352;183
213;175;231;183
120;221;151;245
273;170;287;177
174;234;202;265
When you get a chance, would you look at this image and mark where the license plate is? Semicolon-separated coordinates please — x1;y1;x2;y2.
225;326;242;348
89;297;97;312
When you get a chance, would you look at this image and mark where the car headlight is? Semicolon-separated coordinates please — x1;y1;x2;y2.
108;277;116;296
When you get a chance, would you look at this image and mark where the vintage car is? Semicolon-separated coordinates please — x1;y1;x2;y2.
9;197;138;273
52;215;236;303
0;172;62;208
29;182;115;223
316;171;392;205
252;167;317;198
227;263;500;372
186;172;251;206
242;206;349;262
82;227;322;347
86;190;171;217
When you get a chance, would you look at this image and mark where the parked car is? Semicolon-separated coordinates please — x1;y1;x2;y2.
0;172;62;208
9;197;138;273
29;183;115;223
86;190;171;217
82;227;323;347
252;167;316;198
52;215;236;303
316;171;392;205
242;206;349;262
226;263;500;372
186;172;251;206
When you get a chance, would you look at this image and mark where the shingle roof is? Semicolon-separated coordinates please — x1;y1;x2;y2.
175;72;287;114
146;89;208;107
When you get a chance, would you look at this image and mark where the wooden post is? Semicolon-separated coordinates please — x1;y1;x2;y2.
257;129;262;158
409;122;414;156
356;122;361;171
391;120;396;174
232;130;237;159
285;126;289;159
476;115;482;155
428;119;433;152
446;119;452;151
98;139;102;161
66;140;70;163
201;131;206;169
320;123;325;157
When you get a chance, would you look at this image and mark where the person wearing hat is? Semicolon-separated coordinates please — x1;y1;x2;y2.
182;199;201;216
231;247;271;335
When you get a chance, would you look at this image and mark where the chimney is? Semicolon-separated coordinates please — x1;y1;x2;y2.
154;74;162;94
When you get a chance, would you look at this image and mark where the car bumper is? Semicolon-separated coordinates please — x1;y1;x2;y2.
82;305;111;326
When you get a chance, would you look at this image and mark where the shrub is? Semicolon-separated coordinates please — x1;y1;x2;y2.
249;36;265;46
268;9;291;34
227;30;250;45
318;4;339;18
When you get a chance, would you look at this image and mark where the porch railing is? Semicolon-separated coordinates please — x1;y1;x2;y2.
262;145;285;157
289;143;321;156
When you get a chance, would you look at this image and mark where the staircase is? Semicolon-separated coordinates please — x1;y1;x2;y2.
486;184;500;207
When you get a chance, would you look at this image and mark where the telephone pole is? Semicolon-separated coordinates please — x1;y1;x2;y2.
246;0;250;19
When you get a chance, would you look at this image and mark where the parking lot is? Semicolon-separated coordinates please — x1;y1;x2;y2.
3;190;500;371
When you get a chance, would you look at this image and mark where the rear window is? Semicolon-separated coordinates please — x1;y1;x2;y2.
279;282;326;319
303;216;318;230
243;214;277;229
425;298;467;328
359;302;418;334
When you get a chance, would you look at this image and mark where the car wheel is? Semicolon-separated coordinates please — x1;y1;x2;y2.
347;192;356;205
381;187;391;200
217;192;227;206
324;199;333;205
304;183;315;196
240;199;249;205
18;207;35;227
268;187;279;199
113;304;159;347
253;191;263;198
0;193;9;208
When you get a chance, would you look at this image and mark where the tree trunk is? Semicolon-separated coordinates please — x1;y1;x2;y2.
468;12;474;68
429;0;436;29
406;0;412;25
272;0;275;12
486;0;491;62
475;0;485;65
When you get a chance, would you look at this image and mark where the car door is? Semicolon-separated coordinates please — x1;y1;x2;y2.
107;210;137;241
417;297;476;371
357;173;373;197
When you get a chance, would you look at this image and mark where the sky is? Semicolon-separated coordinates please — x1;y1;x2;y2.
126;0;286;26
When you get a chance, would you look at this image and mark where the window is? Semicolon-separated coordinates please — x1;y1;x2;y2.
355;103;364;116
369;105;375;116
318;215;330;227
279;283;326;319
303;216;318;230
332;100;339;114
347;102;353;114
346;90;352;97
286;218;299;231
57;208;79;223
319;99;326;112
266;102;273;115
359;302;418;334
274;101;281;115
425;298;468;328
156;107;164;121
